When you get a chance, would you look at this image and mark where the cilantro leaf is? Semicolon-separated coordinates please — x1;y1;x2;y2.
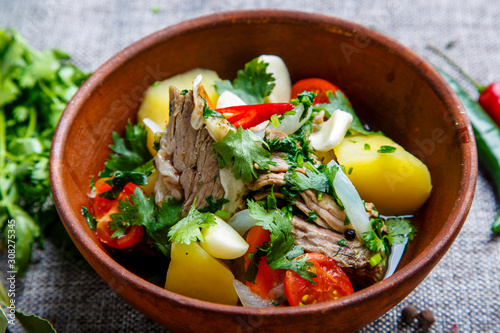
198;195;230;214
246;200;316;283
385;217;418;244
109;187;155;238
167;200;216;245
214;57;275;104
101;121;153;176
0;28;89;274
100;171;148;200
362;217;417;266
148;198;183;256
212;127;273;182
284;169;330;193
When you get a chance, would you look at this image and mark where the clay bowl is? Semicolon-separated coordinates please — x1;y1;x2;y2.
50;10;477;332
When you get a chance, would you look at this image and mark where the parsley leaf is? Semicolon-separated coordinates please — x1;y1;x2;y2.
100;171;148;200
0;28;89;274
284;169;330;193
110;187;155;238
246;200;316;283
167;200;216;245
101;121;153;176
362;217;417;266
198;195;230;214
108;189;183;257
214;57;275;104
212;127;273;182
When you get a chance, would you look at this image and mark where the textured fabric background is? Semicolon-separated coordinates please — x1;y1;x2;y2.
1;0;499;332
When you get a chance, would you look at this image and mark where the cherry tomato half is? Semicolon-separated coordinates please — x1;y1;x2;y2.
92;177;138;219
284;253;354;306
291;78;340;105
96;219;144;250
92;177;144;250
244;226;286;299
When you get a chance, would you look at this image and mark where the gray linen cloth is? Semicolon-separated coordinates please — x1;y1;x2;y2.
0;0;499;332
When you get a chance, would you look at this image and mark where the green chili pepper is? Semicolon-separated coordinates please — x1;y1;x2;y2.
438;69;500;233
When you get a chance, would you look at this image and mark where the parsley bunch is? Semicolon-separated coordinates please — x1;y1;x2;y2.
245;199;316;284
0;28;89;274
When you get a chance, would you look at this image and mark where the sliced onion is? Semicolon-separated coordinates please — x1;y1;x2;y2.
327;160;371;240
142;117;163;134
227;209;257;236
309;110;353;151
383;242;407;279
233;280;274;308
275;103;312;135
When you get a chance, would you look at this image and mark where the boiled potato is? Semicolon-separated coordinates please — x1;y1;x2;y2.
200;216;249;259
165;242;238;305
137;69;221;156
334;134;432;216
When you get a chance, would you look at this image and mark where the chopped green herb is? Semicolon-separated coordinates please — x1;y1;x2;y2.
214;57;275;104
246;200;316;283
167;199;216;245
0;28;89;274
100;121;154;177
212;127;273;182
100;171;148;200
81;206;97;230
198;195;230;214
364;143;371;150
337;239;347;246
377;145;396;154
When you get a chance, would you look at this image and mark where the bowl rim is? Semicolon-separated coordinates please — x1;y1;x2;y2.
50;9;478;317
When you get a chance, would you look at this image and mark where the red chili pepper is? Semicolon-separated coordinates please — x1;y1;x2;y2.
217;103;294;129
478;82;500;126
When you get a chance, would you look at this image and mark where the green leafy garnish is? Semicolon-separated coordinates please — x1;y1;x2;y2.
362;217;417;266
198;195;230;214
214;57;275;104
377;145;396;154
167;199;216;245
246;200;316;283
212;127;273;182
101;121;153;177
81;206;97;230
100;171;148;200
0;28;89;274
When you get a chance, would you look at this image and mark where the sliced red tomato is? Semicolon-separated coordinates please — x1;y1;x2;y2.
291;78;340;105
96;219;144;250
92;177;137;219
284;253;354;306
244;226;286;299
217;103;294;129
92;177;144;250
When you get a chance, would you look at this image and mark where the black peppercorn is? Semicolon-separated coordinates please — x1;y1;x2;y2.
418;309;435;328
401;305;419;323
344;229;356;240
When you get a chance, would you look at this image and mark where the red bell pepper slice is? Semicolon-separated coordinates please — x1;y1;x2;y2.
217;103;294;129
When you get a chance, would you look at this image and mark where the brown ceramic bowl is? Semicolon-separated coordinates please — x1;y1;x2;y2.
50;10;477;332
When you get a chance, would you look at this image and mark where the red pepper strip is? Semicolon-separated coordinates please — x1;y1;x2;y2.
478;82;500;127
217;103;294;129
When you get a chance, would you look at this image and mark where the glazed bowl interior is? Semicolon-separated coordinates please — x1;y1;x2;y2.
50;10;477;332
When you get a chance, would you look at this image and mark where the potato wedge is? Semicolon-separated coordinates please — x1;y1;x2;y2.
334;135;432;216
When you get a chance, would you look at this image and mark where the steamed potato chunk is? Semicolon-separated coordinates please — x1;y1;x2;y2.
165;242;238;305
137;69;221;155
334;135;432;216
